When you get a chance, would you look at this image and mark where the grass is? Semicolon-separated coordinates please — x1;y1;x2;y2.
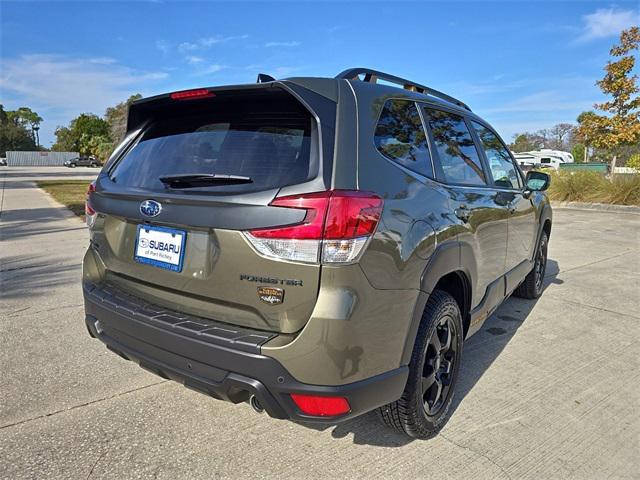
37;180;91;219
546;171;640;206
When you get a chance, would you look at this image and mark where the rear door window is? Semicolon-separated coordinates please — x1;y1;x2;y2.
109;96;315;194
472;122;522;189
423;108;487;186
374;99;433;177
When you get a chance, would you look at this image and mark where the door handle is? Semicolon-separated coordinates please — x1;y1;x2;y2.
455;204;470;222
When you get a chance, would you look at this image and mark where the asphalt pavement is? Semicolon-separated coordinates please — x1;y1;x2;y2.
1;167;639;479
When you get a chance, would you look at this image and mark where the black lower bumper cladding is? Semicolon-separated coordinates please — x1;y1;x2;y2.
83;282;407;423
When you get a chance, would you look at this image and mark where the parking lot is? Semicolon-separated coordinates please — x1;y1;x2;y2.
1;166;639;479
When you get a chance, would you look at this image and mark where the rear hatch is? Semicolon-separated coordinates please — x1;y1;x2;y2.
88;83;336;334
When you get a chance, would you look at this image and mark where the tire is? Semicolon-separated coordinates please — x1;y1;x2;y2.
514;231;548;299
90;163;98;168
378;290;463;439
69;163;76;168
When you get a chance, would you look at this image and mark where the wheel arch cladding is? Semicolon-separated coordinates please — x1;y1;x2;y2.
401;242;472;365
432;271;471;337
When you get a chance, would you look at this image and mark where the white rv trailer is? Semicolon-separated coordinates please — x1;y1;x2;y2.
511;149;574;170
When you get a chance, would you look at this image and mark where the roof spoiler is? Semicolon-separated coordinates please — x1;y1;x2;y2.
336;67;471;111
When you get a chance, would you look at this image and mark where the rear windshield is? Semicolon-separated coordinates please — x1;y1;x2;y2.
109;94;316;194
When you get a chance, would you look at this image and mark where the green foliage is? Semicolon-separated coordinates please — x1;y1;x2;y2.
104;94;142;144
10;107;43;130
627;154;640;170
547;170;640;205
51;126;74;152
571;144;585;163
0;104;37;156
85;134;114;162
510;133;539;153
52;94;142;160
52;113;111;155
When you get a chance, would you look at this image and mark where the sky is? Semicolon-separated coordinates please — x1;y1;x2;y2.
1;1;639;147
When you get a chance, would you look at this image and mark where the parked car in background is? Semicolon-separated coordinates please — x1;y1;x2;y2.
64;156;101;168
83;68;552;439
0;157;7;166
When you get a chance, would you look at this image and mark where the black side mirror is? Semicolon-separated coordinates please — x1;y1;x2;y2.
525;171;551;192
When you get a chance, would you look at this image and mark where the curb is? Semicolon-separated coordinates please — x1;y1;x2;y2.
551;201;640;214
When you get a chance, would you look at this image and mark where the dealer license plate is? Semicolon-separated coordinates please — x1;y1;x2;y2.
134;224;186;272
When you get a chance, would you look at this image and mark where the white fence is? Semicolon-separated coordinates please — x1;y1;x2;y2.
6;151;79;166
613;167;639;174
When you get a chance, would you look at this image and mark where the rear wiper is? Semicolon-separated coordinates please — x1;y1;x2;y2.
159;174;253;188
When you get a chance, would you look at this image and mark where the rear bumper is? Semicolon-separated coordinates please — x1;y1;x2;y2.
83;282;407;423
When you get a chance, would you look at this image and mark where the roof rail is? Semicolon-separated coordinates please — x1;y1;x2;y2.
336;68;471;111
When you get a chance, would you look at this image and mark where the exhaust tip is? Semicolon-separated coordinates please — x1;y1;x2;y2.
249;395;264;414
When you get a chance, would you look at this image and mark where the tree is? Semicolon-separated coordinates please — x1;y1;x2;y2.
536;128;550;148
572;144;586;163
87;135;115;162
10;107;43;147
548;123;575;151
104;94;142;144
49;94;140;159
577;27;640;173
510;132;543;152
51;126;74;152
0;104;37;156
575;111;604;162
52;113;111;154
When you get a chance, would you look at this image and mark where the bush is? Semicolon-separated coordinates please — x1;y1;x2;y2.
601;175;640;205
546;170;640;205
627;154;640;171
571;144;585;163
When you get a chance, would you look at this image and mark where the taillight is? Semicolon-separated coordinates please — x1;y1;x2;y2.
170;88;215;100
245;190;383;264
290;394;351;417
85;181;96;227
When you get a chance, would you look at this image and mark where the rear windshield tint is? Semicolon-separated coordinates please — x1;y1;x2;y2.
109;94;316;194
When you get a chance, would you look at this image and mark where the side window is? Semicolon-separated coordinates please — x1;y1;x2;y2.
424;109;486;186
374;99;433;177
472;122;521;189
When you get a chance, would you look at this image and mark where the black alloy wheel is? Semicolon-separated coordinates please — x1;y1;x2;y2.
515;231;549;299
378;290;463;439
422;315;459;416
534;234;547;293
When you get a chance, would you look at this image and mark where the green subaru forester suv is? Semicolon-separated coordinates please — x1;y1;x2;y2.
83;68;552;439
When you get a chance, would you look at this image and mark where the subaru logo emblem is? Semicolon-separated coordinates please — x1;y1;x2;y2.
140;200;162;217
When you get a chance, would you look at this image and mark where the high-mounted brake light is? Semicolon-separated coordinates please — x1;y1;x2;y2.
170;88;215;101
245;190;383;264
290;394;351;417
85;181;97;227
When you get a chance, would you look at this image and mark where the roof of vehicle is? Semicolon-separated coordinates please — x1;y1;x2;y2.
128;68;478;130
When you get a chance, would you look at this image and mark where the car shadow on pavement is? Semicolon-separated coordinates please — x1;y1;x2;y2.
297;258;560;447
1;219;86;238
0;254;82;301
